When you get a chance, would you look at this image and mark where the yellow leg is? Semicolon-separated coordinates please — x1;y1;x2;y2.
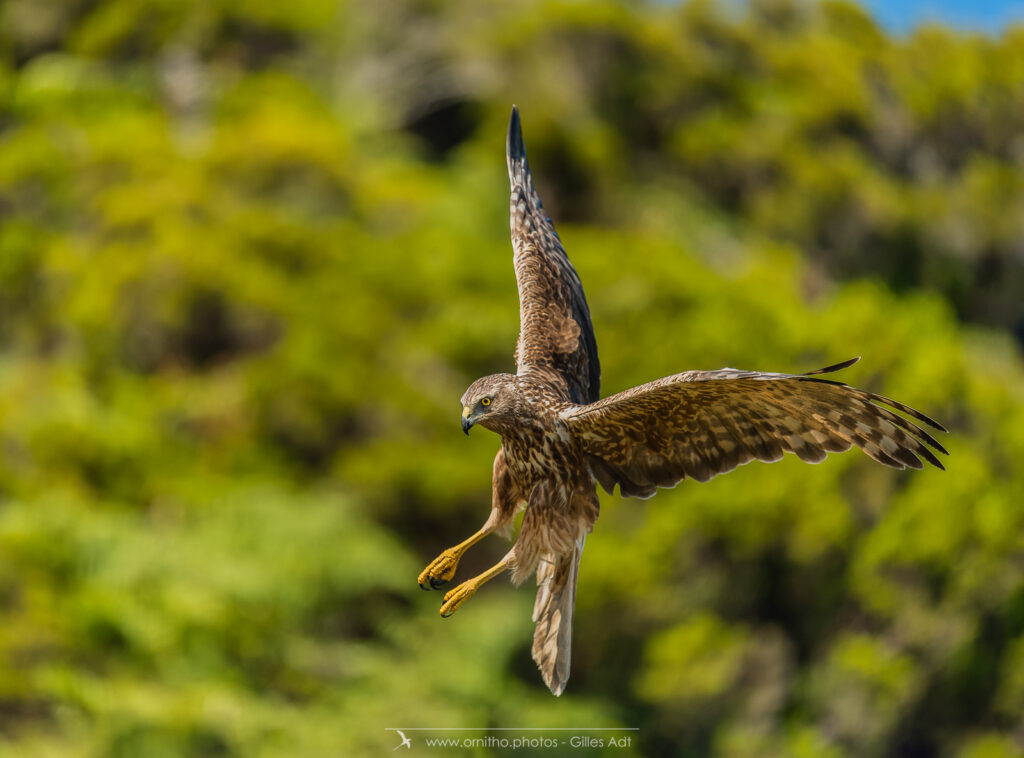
439;555;512;617
418;528;490;590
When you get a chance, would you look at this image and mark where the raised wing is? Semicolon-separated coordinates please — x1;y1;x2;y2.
562;358;947;499
508;106;600;404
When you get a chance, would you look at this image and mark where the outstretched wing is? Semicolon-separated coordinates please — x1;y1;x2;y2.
508;106;600;404
562;358;948;499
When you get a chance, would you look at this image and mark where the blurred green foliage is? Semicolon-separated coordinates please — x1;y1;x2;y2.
0;0;1023;756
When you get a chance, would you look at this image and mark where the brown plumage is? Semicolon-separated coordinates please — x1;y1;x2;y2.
418;106;948;696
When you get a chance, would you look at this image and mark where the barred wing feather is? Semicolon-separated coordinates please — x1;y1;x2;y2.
563;359;948;499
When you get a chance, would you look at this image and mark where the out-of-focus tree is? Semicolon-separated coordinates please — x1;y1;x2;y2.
0;1;1022;757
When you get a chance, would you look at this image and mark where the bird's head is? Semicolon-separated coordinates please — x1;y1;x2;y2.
460;374;517;435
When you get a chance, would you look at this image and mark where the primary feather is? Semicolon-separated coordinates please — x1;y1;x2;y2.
564;362;947;499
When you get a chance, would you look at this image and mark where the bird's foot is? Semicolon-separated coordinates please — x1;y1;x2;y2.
437;557;511;617
439;579;479;617
418;547;463;591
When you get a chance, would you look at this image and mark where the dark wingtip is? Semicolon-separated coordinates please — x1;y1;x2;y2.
508;105;520;151
804;357;860;376
507;105;527;186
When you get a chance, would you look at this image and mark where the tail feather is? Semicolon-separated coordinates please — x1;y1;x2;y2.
531;537;584;696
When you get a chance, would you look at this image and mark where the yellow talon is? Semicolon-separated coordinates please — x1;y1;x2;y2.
418;527;494;591
438;556;513;617
440;581;477;617
418;547;464;590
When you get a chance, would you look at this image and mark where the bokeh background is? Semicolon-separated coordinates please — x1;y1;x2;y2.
1;0;1023;756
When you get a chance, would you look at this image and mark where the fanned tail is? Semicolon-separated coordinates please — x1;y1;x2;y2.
531;537;584;696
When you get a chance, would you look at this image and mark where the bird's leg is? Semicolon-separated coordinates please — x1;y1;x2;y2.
418;526;493;590
419;488;517;591
420;449;519;591
439;551;513;617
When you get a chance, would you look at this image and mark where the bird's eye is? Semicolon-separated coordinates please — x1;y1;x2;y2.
481;397;491;407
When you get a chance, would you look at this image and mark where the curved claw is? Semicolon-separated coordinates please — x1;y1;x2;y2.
438;556;512;617
417;548;463;591
440;582;477;617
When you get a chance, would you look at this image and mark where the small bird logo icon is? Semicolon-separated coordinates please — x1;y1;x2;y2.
393;730;412;750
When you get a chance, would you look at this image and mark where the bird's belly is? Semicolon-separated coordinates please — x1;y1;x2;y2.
500;432;600;563
504;434;586;490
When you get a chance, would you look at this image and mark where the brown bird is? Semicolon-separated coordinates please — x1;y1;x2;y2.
418;106;948;696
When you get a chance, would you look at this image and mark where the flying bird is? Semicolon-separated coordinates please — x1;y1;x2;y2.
389;729;409;753
418;106;948;696
392;730;412;751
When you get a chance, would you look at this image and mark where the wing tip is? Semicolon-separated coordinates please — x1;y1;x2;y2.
804;357;860;376
507;104;528;187
804;356;949;441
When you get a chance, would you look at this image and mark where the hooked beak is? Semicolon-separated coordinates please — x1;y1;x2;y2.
461;406;474;435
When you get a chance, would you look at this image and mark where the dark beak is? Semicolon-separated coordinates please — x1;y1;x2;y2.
461;415;473;435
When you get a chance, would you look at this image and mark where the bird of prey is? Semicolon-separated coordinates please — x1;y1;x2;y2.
418;106;948;696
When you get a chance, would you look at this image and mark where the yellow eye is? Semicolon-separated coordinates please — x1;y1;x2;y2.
481;397;491;407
